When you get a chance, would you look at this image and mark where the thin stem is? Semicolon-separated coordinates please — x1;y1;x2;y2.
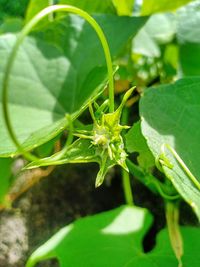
121;107;134;205
166;201;183;267
153;180;180;200
48;0;54;21
2;4;115;161
122;169;134;205
127;159;180;200
65;114;74;147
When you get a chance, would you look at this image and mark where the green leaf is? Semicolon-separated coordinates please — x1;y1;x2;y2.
149;227;200;267
60;0;116;14
177;2;200;44
26;139;98;168
0;14;147;157
0;0;29;20
112;0;134;16
141;0;193;15
177;2;200;76
25;0;116;22
26;205;200;267
0;18;23;34
164;44;179;70
132;14;176;58
143;14;176;44
140;77;200;220
25;0;50;23
0;34;73;157
132;27;161;58
26;138;116;188
126;121;155;170
179;43;200;76
34;135;60;158
26;205;153;267
0;158;13;203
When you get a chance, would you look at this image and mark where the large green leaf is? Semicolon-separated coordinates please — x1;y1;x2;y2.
26;205;200;267
0;14;147;157
140;78;200;220
177;1;200;76
26;205;153;267
141;0;193;15
0;34;73;157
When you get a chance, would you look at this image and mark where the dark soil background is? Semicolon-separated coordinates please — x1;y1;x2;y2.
0;163;197;267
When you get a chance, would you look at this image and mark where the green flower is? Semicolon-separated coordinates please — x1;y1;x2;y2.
26;87;135;187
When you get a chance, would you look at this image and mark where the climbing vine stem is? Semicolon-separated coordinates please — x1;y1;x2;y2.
2;4;115;161
121;107;134;205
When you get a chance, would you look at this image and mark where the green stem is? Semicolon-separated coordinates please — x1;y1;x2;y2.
153;181;180;200
2;4;114;161
122;169;134;205
65;114;74;147
121;108;134;205
126;159;180;200
166;201;183;267
48;0;54;21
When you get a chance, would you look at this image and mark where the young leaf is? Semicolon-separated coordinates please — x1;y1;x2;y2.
140;77;200;220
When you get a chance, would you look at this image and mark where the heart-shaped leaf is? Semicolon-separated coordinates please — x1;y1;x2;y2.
140;77;200;220
0;14;147;157
26;205;153;267
26;205;200;267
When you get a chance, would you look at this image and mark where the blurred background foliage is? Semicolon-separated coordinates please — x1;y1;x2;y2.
0;0;29;19
0;0;200;205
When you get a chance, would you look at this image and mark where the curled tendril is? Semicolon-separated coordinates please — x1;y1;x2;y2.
158;143;200;191
2;4;114;162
